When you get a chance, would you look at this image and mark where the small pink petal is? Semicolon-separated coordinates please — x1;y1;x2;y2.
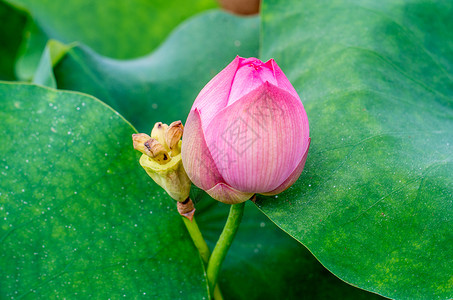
269;59;301;100
204;82;309;193
227;57;277;106
261;138;311;195
192;56;240;131
181;109;226;191
206;183;254;204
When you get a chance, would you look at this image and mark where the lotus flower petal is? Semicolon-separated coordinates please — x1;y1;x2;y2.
206;182;254;204
262;138;311;195
192;56;240;131
181;108;226;191
182;56;310;204
204;82;309;193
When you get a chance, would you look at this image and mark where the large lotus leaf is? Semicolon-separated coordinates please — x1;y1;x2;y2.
192;189;384;299
5;0;218;59
257;0;453;299
52;11;260;131
0;82;209;299
0;1;26;80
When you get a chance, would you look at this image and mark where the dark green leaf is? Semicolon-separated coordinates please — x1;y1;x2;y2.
0;82;209;299
0;1;27;80
53;11;260;131
257;0;453;299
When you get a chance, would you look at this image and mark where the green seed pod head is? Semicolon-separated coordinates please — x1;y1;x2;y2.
133;121;191;202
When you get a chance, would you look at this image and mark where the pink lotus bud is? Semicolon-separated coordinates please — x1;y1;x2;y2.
181;56;310;204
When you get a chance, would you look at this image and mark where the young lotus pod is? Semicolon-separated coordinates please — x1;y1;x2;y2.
132;121;191;202
181;56;310;204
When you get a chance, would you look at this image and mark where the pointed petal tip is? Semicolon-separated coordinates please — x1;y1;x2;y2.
264;58;276;67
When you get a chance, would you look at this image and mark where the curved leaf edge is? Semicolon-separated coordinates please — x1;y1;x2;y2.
253;198;389;299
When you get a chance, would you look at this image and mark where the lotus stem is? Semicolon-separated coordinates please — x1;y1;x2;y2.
181;205;224;300
206;202;245;297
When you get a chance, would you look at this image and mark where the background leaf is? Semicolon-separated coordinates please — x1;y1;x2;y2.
257;0;453;299
14;21;50;81
4;0;218;59
52;11;260;131
32;40;74;88
5;0;218;81
0;82;209;299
